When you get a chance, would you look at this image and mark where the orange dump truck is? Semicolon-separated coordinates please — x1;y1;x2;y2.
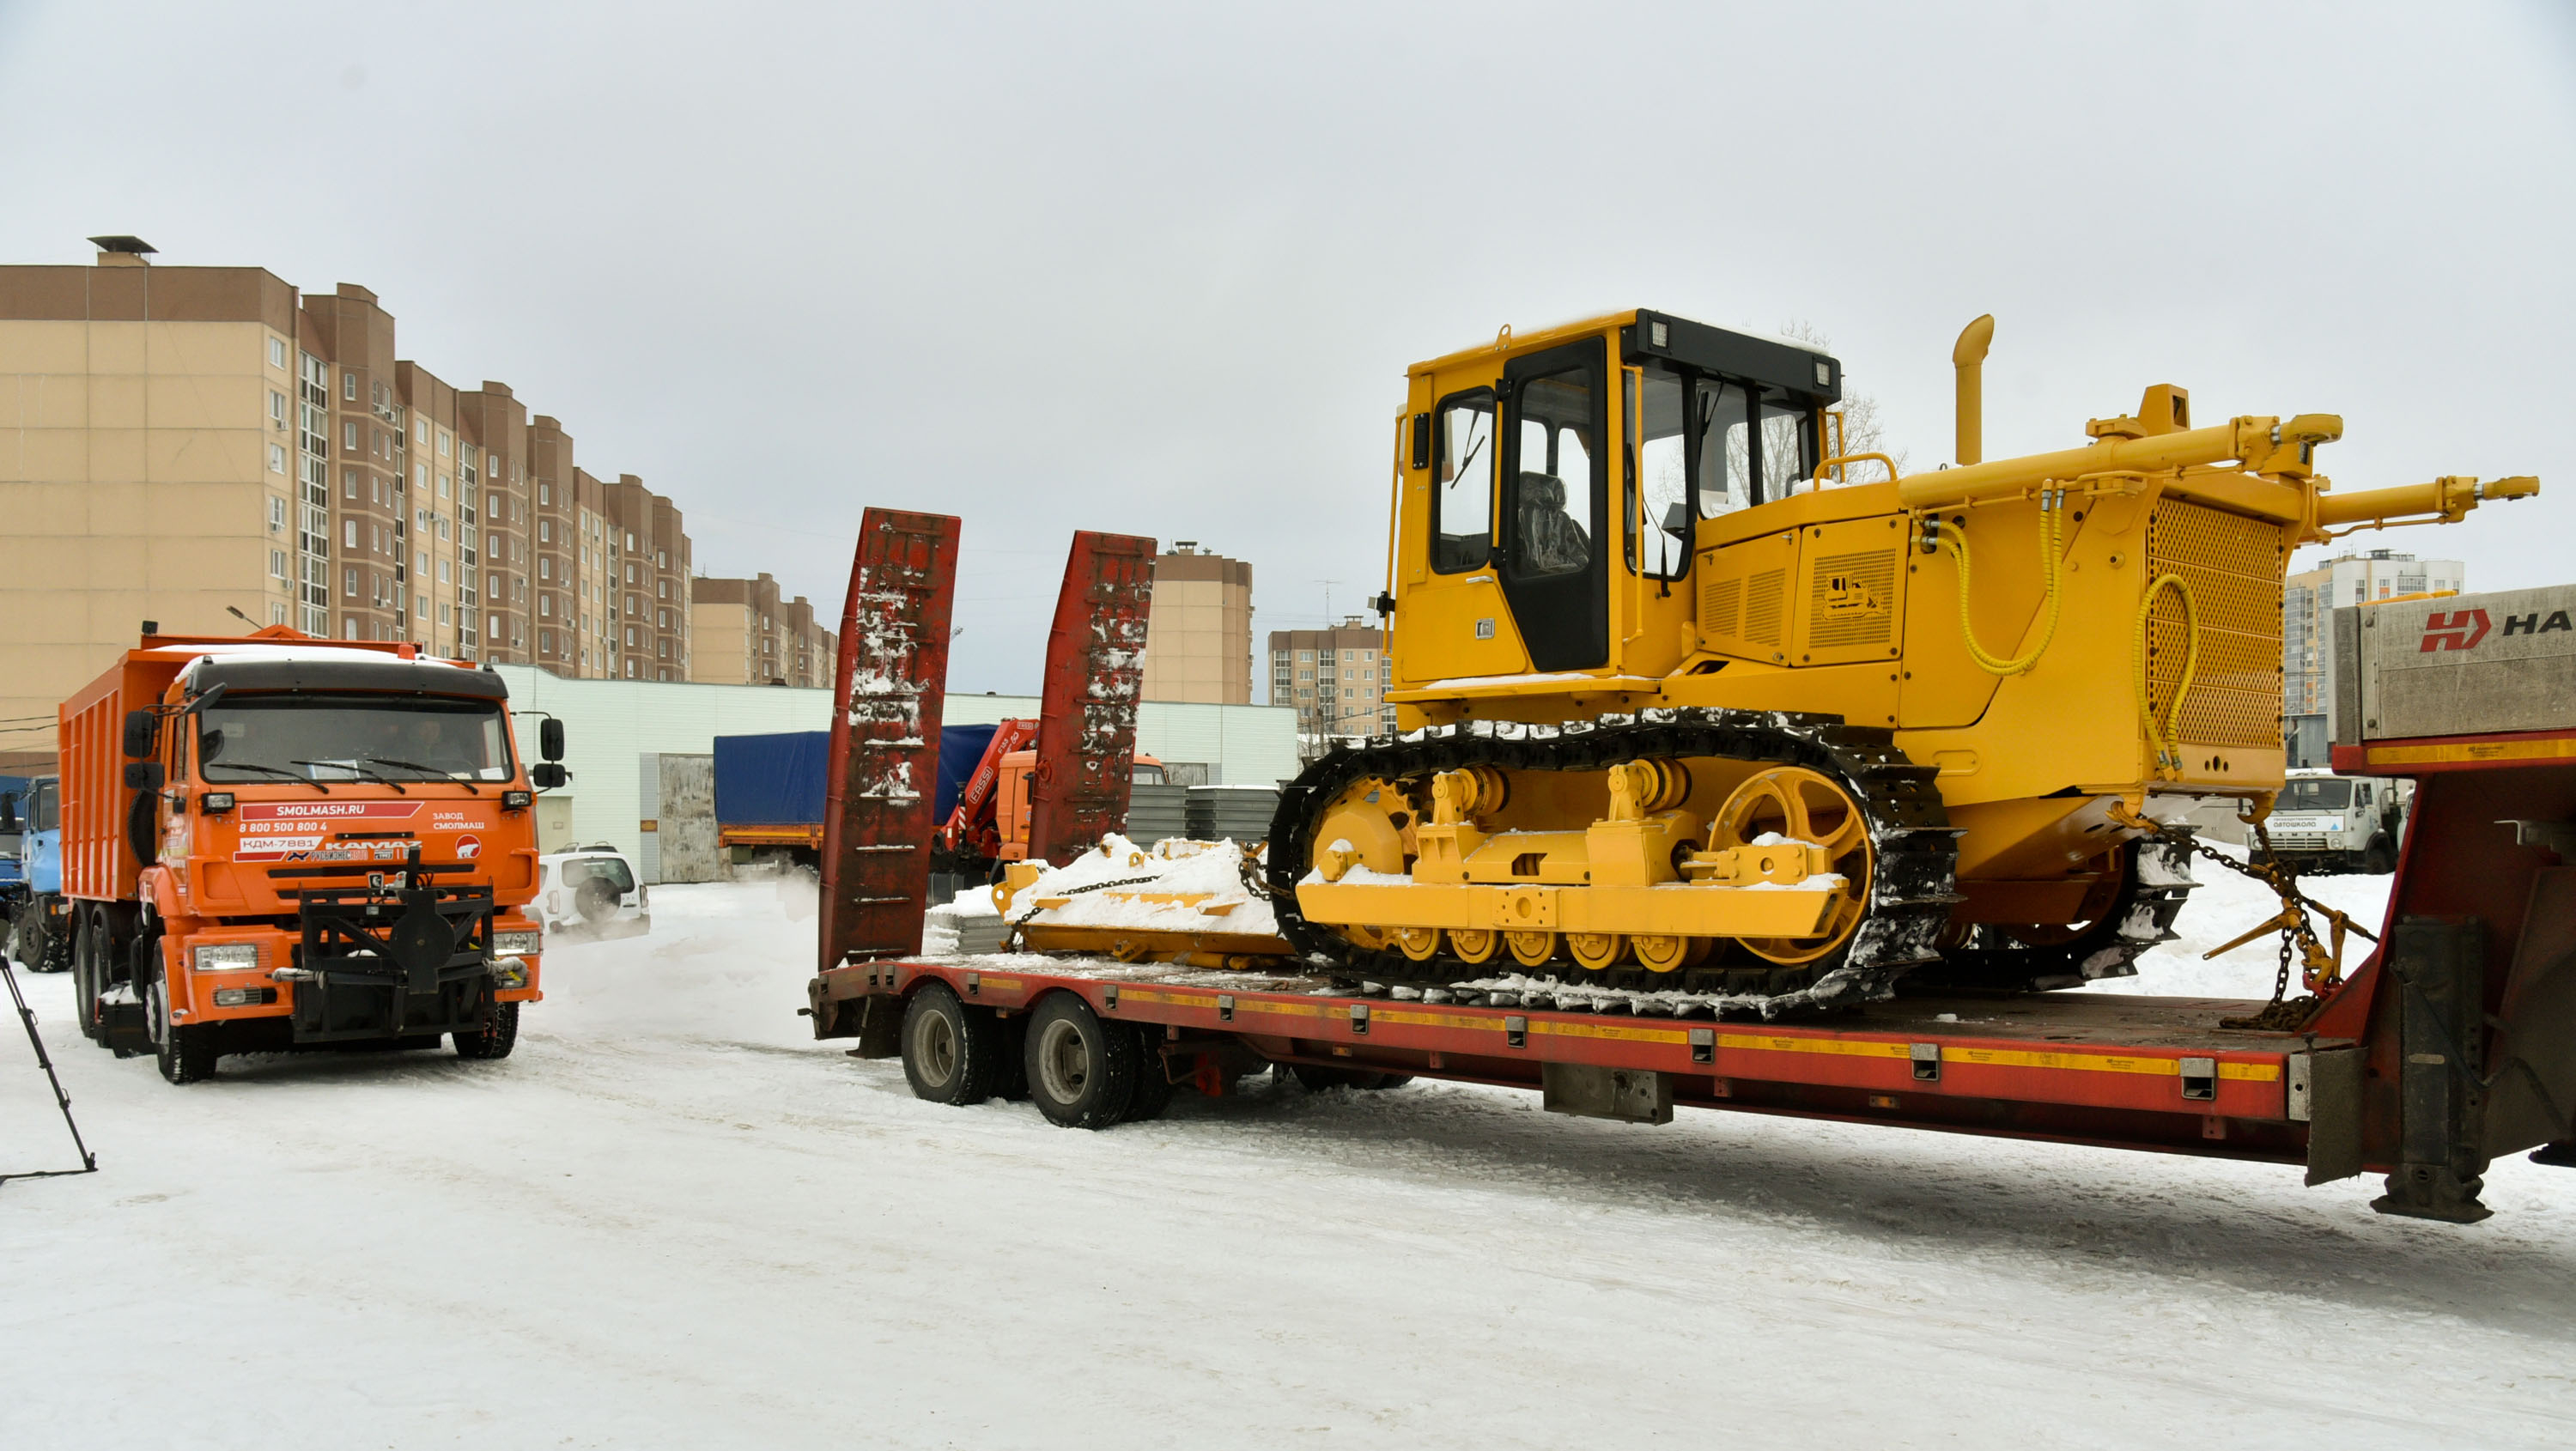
61;627;567;1083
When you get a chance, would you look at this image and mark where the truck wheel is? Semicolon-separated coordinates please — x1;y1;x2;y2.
147;969;217;1084
900;982;1001;1106
1022;992;1137;1129
70;911;104;1046
453;1000;520;1060
1121;1024;1175;1123
2362;837;2396;874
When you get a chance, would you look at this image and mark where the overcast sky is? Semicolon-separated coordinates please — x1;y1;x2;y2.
3;2;2571;693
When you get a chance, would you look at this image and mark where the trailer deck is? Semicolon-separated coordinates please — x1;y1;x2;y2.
813;954;2335;1167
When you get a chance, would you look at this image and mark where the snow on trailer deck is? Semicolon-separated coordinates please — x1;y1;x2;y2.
4;877;2573;1450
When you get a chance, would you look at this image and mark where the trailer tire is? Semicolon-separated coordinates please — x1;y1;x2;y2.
1022;992;1137;1129
901;982;1001;1105
1121;1025;1174;1124
453;1000;520;1060
146;965;217;1084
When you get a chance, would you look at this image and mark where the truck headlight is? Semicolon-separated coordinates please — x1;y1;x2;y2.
200;792;236;814
489;956;530;989
495;931;542;956
502;790;532;810
192;943;260;972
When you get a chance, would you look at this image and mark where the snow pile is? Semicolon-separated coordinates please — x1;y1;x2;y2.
1011;835;1277;937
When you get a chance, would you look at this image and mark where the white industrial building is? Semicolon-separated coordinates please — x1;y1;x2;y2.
493;666;1297;862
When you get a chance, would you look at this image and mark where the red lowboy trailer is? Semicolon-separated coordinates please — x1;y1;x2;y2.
807;537;2576;1223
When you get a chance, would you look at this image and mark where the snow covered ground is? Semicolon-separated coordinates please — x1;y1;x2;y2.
4;871;2573;1449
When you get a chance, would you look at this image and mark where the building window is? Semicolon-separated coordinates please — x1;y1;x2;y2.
540;596;552;617
439;602;451;625
267;444;286;474
538;482;551;505
343;421;358;452
539;519;552;543
343;371;356;401
343;519;358;549
437;430;450;457
539;557;551;581
270;549;289;580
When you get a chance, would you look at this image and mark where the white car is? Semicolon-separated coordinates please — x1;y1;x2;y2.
537;844;653;940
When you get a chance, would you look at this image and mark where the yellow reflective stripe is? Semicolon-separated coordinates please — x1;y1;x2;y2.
1717;1033;1911;1061
974;977;1024;993
1942;1045;2281;1081
1373;1009;1506;1032
1531;1020;1689;1045
2366;738;2576;767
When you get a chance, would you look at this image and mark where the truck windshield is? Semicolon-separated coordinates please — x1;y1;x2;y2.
2279;779;2354;810
197;693;514;785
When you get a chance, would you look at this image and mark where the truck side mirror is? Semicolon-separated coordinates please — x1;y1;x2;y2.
123;761;164;792
531;762;568;790
123;709;157;759
539;718;565;762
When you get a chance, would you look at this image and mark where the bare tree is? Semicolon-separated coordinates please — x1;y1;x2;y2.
1731;321;1911;495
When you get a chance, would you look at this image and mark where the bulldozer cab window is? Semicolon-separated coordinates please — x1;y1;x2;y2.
1506;370;1596;580
1758;396;1816;496
1697;379;1754;517
1432;388;1495;573
1628;367;1689;578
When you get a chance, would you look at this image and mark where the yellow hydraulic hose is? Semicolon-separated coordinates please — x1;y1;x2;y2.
1929;489;2063;676
2133;574;2202;774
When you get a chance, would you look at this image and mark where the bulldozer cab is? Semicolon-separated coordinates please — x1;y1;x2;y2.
1394;311;1840;692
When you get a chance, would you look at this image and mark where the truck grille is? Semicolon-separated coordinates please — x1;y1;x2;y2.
2144;499;2287;750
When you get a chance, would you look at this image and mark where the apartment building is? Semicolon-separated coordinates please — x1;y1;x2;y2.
0;240;739;750
2281;549;2464;716
1139;543;1253;704
689;573;835;686
1267;618;1394;738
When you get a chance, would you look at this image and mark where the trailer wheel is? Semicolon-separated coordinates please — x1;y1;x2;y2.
1121;1025;1175;1124
146;967;217;1084
901;982;1001;1105
453;1000;520;1060
1022;992;1137;1129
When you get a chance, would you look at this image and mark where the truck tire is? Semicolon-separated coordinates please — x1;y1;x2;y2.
146;966;217;1084
1022;992;1137;1130
2362;836;2397;874
453;1000;520;1060
900;982;1001;1106
70;910;105;1046
1121;1024;1175;1123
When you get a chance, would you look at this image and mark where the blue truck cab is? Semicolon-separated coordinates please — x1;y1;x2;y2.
6;774;68;971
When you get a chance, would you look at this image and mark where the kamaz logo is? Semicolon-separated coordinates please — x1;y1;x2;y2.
2419;608;2573;652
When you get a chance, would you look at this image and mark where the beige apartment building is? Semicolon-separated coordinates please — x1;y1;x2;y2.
1140;543;1252;704
689;573;836;686
0;239;793;761
1268;618;1393;737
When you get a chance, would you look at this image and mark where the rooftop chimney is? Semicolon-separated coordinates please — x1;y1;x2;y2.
90;234;155;267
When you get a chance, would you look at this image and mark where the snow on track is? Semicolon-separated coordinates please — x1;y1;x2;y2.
3;876;2571;1450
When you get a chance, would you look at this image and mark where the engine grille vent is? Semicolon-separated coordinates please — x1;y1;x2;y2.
2144;499;2287;750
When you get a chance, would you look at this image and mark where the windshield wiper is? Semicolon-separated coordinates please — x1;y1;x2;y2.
292;760;407;795
211;762;331;795
360;756;481;795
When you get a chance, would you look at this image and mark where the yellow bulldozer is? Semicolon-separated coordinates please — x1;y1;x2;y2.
1267;309;2537;1011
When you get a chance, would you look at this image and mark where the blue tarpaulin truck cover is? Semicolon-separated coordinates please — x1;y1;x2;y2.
935;724;999;823
712;732;831;827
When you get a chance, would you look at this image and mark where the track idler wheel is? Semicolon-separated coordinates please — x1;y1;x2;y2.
1712;766;1874;967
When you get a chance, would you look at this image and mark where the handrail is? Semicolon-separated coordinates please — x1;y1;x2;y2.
1795;452;1902;494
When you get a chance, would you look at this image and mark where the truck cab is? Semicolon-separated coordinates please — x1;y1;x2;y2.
2267;766;2407;874
6;776;70;971
62;631;566;1082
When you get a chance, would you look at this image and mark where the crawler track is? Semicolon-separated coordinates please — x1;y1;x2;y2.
1264;709;1962;1017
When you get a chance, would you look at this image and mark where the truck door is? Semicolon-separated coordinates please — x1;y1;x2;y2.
1497;338;1609;671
